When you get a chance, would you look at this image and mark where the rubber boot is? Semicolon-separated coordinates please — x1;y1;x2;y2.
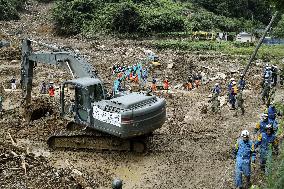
241;108;245;115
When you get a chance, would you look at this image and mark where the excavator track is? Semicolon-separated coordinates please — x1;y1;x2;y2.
47;129;146;153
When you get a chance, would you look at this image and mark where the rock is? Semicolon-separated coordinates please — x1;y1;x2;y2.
71;169;83;177
167;63;174;69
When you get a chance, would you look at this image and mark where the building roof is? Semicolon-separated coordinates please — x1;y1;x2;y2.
238;32;251;36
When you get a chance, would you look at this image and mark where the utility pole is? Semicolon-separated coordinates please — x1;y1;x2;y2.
241;11;278;79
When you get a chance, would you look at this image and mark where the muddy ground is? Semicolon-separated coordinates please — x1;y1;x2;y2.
0;2;283;189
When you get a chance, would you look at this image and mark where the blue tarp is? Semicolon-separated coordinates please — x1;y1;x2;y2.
263;38;284;45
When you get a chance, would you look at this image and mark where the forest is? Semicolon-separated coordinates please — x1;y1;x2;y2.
1;0;283;38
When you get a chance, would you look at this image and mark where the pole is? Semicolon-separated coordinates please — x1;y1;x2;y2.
241;11;278;79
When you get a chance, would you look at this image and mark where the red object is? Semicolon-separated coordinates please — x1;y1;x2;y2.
151;83;157;92
49;87;55;97
163;80;169;90
195;80;200;88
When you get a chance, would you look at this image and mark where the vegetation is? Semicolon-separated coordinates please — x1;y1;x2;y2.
0;0;26;20
187;0;272;25
264;103;284;189
151;39;284;59
51;0;265;37
273;15;284;38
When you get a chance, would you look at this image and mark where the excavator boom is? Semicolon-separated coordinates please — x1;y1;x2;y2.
21;39;97;105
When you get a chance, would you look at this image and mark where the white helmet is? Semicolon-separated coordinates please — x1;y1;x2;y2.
230;78;235;81
241;130;249;137
262;113;268;118
215;83;219;86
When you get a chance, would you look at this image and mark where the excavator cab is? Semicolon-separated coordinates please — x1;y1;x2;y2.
60;77;104;125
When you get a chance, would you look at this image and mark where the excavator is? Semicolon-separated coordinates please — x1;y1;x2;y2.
21;39;166;152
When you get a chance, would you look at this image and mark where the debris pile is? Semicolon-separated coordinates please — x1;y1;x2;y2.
0;141;97;188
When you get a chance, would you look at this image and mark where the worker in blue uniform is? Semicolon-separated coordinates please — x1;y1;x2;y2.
234;130;255;189
265;102;279;134
238;74;246;91
255;124;279;173
254;113;269;134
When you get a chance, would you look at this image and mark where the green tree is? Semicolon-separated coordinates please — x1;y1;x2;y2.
0;0;26;20
111;3;142;33
52;0;102;35
273;14;284;38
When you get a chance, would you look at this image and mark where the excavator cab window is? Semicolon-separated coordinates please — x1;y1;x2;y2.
75;87;89;122
89;84;104;103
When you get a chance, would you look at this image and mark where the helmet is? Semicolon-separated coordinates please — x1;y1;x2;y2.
262;113;268;118
265;124;273;130
241;130;249;137
230;78;235;81
270;101;275;106
215;83;219;86
112;178;123;189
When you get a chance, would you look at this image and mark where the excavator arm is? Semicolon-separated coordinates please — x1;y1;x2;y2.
21;39;98;105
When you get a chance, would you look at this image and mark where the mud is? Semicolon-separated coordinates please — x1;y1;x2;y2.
0;1;283;189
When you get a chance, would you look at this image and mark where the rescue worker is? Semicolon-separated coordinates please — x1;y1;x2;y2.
236;90;245;115
151;77;157;92
196;72;202;88
48;85;55;97
265;102;278;134
40;81;47;94
271;65;278;86
210;92;220;114
267;102;277;120
255;124;279;173
11;77;16;90
193;72;201;88
163;78;169;90
212;83;221;95
238;74;246;91
113;79;121;95
261;81;270;105
266;102;279;134
112;178;123;189
230;81;238;110
228;78;235;92
185;77;193;91
263;66;272;87
234;130;255;189
254;113;269;134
